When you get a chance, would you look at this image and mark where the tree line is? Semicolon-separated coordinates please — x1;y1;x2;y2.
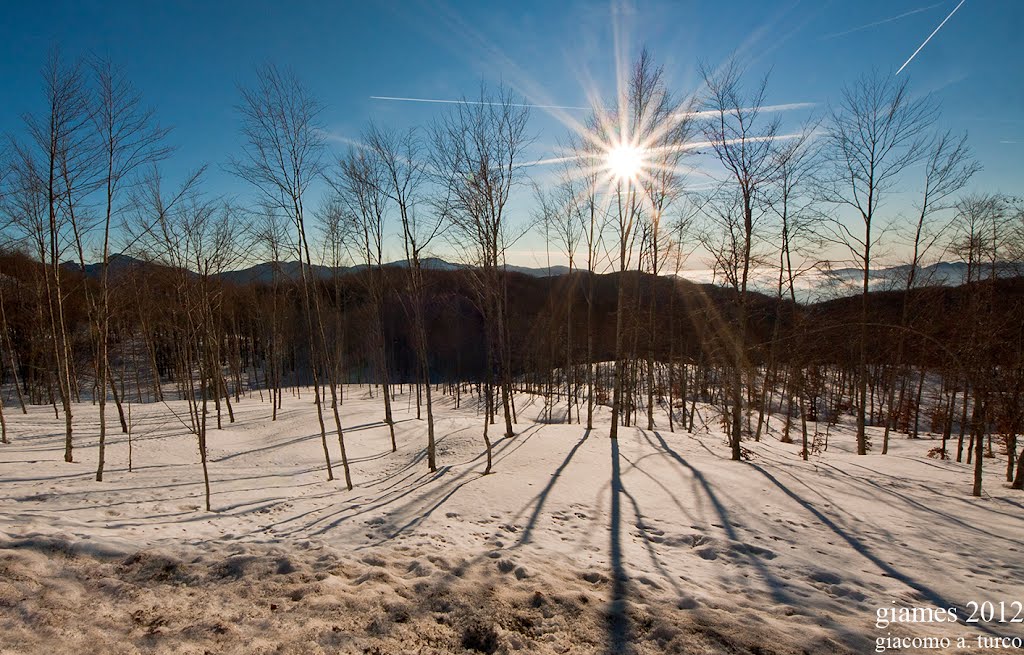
1;48;1023;509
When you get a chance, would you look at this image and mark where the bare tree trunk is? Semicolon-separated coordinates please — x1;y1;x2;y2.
971;397;985;497
610;273;627;440
1012;447;1024;489
957;383;970;462
0;290;27;414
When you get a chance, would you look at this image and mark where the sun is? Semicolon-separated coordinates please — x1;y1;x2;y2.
605;143;645;182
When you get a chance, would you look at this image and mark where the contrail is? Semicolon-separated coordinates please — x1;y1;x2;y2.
820;3;944;40
370;95;593;111
896;0;967;75
374;96;815;120
681;102;817;119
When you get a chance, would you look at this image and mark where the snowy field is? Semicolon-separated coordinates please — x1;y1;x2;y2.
1;388;1022;654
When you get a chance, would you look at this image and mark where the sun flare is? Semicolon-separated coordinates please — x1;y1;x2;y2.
605;143;645;182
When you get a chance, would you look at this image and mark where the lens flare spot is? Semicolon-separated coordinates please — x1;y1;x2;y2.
605;143;645;181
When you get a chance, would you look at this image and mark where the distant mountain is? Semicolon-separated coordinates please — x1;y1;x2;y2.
217;261;338;285
417;257;464;272
216;257;563;284
69;255;1020;298
62;253;153;278
69;254;570;282
821;261;1022;290
505;263;571;277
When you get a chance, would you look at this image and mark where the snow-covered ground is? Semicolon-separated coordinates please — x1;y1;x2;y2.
1;388;1022;654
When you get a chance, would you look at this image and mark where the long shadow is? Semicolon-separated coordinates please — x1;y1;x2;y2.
86;476;341;526
36;477;327;514
79;433;440;531
889;452;967;473
209;419;415;464
50;467;327;502
278;465;439;538
291;424;537;540
754;450;887;523
616;466;685;599
747;461;999;637
212;432;322;463
268;467;436;539
994;496;1024;511
357;450;430;492
3;471;96;484
918;488;1024;521
517;428;591;546
266;429;472;538
234;422;441;523
617;453;687;598
344;418;415;433
647;430;792;606
810;459;1019;545
365;466;481;544
618;451;693;520
648;431;737;540
608;437;630;655
373;426;543;542
490;424;542;468
117;460;194;472
758;443;1023;543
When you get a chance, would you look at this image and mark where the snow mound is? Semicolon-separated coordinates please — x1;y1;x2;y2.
0;535;856;655
2;390;1022;653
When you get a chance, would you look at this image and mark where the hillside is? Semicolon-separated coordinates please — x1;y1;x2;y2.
2;388;1019;653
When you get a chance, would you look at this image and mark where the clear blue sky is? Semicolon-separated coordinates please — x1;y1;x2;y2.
1;0;1021;268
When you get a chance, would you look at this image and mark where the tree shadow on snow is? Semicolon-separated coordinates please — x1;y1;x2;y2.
271;424;541;543
515;428;592;546
646;430;794;606
607;436;631;655
746;461;999;637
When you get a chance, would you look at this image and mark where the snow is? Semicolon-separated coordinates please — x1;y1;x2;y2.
1;388;1022;654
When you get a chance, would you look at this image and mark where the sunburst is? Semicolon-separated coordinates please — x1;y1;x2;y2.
604;142;647;182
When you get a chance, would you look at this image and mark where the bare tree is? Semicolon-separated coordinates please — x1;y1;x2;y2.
11;50;95;462
881;131;978;454
231;64;352;488
638;65;697;432
250;209;293;420
332;146;398;451
531;181;567;421
129;167;236;511
365;124;443;471
0;150;8;443
431;83;531;472
561;130;606;430
699;59;784;460
597;49;692;439
947;193;1012;495
819;70;936;455
760;126;820;453
91;58;172;481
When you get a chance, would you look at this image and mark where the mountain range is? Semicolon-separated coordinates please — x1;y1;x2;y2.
69;254;1018;299
70;254;571;284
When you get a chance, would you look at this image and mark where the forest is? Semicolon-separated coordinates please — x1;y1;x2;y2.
1;50;1021;499
2;40;1024;655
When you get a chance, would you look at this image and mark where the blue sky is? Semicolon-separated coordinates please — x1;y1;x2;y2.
1;0;1021;268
